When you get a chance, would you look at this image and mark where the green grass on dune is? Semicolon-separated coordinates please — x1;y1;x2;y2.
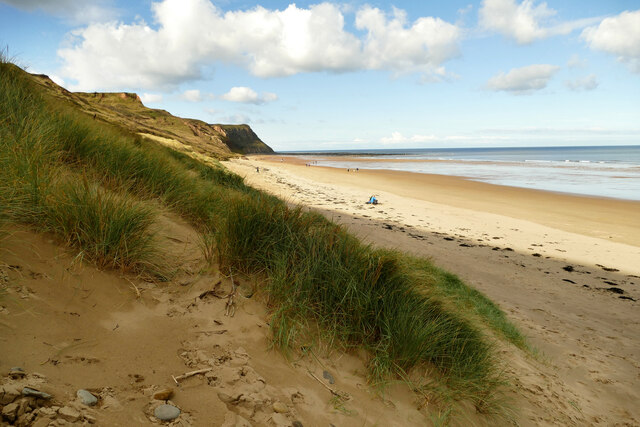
404;257;529;351
215;192;507;408
44;179;158;270
0;57;526;416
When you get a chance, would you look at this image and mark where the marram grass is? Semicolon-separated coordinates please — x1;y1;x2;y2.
43;179;157;270
1;56;526;417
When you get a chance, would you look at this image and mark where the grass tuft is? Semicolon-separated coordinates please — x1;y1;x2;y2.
44;179;157;270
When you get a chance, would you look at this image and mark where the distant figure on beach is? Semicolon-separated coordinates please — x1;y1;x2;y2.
366;195;378;204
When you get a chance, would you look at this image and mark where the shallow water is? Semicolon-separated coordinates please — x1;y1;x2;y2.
283;146;640;201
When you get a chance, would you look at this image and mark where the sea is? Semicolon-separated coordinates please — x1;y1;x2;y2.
280;145;640;201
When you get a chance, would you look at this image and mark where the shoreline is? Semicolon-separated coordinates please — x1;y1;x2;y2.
231;155;640;274
277;152;640;202
224;155;640;425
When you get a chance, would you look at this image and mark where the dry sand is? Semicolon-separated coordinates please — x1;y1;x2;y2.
1;216;439;426
223;156;640;426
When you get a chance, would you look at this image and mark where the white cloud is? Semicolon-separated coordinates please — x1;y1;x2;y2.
181;89;202;102
140;93;163;104
219;87;278;104
49;74;65;87
216;114;252;124
486;64;560;94
29;68;66;87
57;0;461;90
567;54;587;68
379;131;511;145
0;0;118;24
479;0;601;44
355;6;460;78
581;10;640;73
261;92;278;103
565;74;598;91
380;132;438;144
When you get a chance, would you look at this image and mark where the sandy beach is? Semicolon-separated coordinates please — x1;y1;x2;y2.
225;155;640;426
2;154;638;426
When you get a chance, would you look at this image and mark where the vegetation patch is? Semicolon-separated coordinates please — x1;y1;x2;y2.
1;57;525;418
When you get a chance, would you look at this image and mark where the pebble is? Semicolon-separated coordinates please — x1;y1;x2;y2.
9;367;26;379
322;370;335;385
272;401;289;413
58;406;81;423
22;387;52;400
217;392;234;403
153;388;174;401
77;389;98;406
154;404;181;421
292;422;304;427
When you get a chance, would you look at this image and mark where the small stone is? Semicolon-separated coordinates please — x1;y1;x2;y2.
322;370;335;385
9;367;26;379
292;421;304;427
154;404;181;421
84;413;97;424
58;406;81;422
153;388;174;400
217;392;234;403
2;402;19;422
77;389;98;406
272;401;289;413
22;387;52;400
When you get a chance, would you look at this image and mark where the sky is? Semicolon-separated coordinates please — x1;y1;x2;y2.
1;0;639;151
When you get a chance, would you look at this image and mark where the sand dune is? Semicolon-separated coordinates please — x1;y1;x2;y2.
1;217;439;426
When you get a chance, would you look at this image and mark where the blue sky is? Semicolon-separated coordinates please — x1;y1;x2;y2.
1;0;639;151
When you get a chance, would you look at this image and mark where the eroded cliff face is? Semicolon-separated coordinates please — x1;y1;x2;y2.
25;69;274;158
214;124;274;154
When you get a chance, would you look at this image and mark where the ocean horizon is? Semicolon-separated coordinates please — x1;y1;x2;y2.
279;145;640;201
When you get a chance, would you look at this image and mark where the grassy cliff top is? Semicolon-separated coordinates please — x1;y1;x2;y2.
26;68;273;158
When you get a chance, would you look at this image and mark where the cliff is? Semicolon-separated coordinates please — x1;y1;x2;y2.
24;68;273;158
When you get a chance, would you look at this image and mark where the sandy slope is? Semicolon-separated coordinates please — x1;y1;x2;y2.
224;156;640;426
1;214;445;426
